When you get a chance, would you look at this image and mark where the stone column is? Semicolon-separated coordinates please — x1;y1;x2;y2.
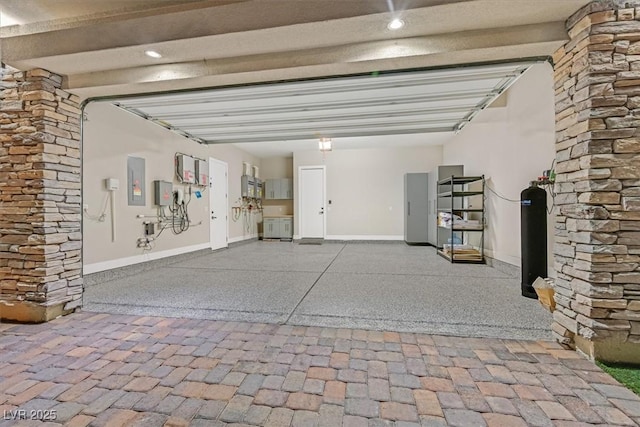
553;0;640;363
0;68;83;322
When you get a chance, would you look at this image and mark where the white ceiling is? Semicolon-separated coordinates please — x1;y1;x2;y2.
110;61;535;156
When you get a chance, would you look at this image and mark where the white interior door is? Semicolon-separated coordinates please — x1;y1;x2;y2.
209;158;228;250
299;166;326;238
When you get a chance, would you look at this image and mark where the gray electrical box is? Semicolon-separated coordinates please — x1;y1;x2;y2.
241;175;255;198
154;180;173;206
127;156;145;206
176;154;196;184
195;159;208;186
254;178;262;200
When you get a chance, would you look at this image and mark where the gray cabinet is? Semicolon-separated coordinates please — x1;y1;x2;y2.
263;218;279;238
264;178;293;200
263;217;293;239
265;180;278;200
281;218;293;238
427;173;438;246
404;173;429;245
281;179;293;199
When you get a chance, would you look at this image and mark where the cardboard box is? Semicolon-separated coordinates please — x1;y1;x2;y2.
532;277;556;312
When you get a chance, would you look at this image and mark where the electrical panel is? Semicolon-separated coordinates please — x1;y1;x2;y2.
254;178;263;200
195;159;209;186
127;156;145;206
176;154;196;184
241;175;255;198
154;180;173;206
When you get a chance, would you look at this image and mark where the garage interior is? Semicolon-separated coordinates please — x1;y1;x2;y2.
76;59;556;341
1;0;583;337
5;0;640;364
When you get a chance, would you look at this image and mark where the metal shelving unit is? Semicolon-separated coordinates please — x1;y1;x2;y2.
436;175;485;263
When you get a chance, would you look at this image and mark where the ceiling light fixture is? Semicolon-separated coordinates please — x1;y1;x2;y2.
145;50;162;58
387;18;404;30
318;137;332;151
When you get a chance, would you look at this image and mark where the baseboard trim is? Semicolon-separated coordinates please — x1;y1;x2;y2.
483;248;520;267
324;235;404;241
484;254;521;279
229;234;258;244
83;243;210;275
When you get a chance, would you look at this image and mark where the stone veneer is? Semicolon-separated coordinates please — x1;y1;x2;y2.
0;68;83;322
553;0;640;363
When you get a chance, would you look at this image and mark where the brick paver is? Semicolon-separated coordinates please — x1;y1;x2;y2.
0;312;639;426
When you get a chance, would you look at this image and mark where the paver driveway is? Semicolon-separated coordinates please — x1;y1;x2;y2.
1;312;640;426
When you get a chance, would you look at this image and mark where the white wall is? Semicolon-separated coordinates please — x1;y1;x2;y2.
293;146;443;239
82;102;261;273
442;62;556;269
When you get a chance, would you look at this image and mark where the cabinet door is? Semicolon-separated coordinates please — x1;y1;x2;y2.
281;218;293;238
281;178;293;199
404;173;429;244
265;179;280;200
263;219;276;238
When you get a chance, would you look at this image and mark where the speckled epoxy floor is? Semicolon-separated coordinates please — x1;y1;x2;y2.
84;241;552;340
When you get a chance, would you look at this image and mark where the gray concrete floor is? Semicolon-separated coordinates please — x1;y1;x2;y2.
84;241;552;341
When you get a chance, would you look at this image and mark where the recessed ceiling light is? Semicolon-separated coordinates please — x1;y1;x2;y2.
145;50;162;58
387;18;404;30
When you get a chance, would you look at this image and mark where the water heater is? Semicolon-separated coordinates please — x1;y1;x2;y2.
521;183;547;298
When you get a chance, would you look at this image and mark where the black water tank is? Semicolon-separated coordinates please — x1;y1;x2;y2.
521;184;547;299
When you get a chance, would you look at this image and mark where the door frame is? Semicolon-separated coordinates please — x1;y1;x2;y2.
209;157;229;250
298;165;327;239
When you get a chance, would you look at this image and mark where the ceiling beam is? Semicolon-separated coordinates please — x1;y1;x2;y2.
64;22;563;99
0;0;469;60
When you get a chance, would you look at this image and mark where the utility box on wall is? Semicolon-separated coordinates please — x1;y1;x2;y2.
154;180;173;206
254;178;263;200
127;156;145;206
195;159;209;186
241;175;255;198
176;154;196;184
